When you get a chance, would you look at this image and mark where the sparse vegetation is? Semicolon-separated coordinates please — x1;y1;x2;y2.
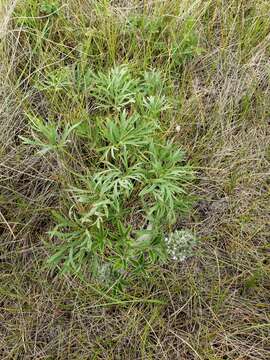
1;0;269;359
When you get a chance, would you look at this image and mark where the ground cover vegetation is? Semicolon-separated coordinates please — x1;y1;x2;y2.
0;0;269;359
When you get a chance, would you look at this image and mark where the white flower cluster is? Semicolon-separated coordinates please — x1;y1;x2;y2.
165;230;197;261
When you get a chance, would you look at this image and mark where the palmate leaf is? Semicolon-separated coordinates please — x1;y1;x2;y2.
97;110;157;161
48;210;108;273
67;184;112;228
143;95;170;117
20;113;81;154
89;65;140;111
139;141;194;223
93;162;145;200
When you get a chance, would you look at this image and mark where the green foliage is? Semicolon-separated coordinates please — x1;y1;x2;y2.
12;3;199;284
170;17;203;66
40;1;59;15
24;66;194;282
2;0;270;356
35;66;73;92
20;113;80;155
89;66;140;111
124;14;202;68
139;141;193;224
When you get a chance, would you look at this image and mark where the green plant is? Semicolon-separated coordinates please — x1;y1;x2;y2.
170;17;203;66
3;0;270;357
35;66;73;92
40;1;59;15
88;66;141;111
20;113;80;155
124;14;202;69
24;66;194;282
